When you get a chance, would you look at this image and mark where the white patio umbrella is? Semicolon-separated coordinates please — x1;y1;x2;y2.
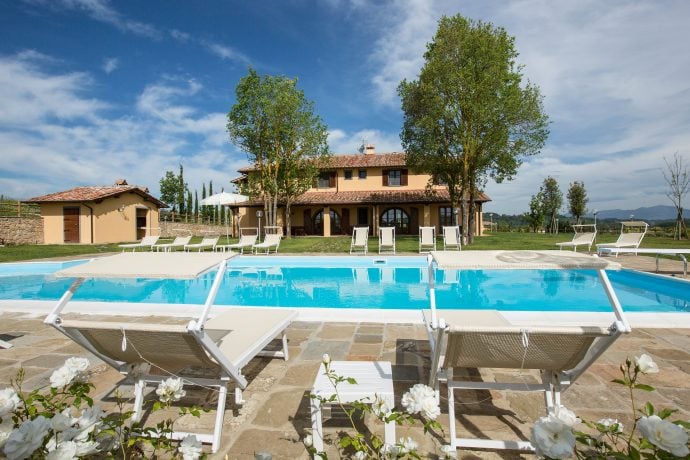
200;192;249;240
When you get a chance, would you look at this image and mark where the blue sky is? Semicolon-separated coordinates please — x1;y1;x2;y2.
1;0;689;214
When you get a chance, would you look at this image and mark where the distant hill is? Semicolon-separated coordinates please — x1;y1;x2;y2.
596;205;676;222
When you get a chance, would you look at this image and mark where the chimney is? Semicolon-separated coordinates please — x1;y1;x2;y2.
114;179;128;186
364;144;375;155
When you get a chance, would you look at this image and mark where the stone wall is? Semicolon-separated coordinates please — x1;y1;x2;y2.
0;217;44;245
159;221;232;238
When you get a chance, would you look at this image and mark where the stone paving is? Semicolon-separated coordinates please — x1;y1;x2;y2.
0;254;689;459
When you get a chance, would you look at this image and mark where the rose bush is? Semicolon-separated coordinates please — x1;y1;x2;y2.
306;354;456;459
530;354;689;459
0;357;208;459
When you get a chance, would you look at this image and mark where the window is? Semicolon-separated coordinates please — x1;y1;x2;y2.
313;210;342;234
382;169;408;186
358;169;367;179
344;170;353;180
317;172;336;188
439;207;454;226
380;207;409;233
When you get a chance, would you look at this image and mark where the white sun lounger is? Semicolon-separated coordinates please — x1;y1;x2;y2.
556;224;596;252
443;226;461;251
152;235;192;252
119;235;160;252
44;252;297;453
252;233;281;255
350;227;369;255
419;226;436;253
424;250;628;453
218;230;259;254
378;227;395;254
184;236;219;252
596;221;648;256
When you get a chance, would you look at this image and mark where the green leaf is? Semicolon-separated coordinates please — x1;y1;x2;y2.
673;420;690;429
633;384;655;392
657;408;676;419
611;378;629;386
642;402;655;416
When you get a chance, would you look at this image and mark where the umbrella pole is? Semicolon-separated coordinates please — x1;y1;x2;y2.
225;206;230;243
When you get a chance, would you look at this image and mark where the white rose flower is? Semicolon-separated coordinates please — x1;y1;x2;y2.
178;434;203;460
440;444;457;459
372;395;392;418
3;415;51;460
49;365;76;388
0;388;21;417
303;434;313;448
637;415;689;457
353;450;366;460
420;395;441;420
530;414;576;459
64;357;89;374
74;406;104;439
156;377;186;403
380;443;400;458
398;436;418;453
635;354;659;374
46;440;77;460
553;406;580;427
322;353;331;366
401;383;436;416
51;409;74;432
598;418;623;433
0;418;14;450
73;440;100;456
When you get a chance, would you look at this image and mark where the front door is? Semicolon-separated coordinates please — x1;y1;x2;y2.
410;207;419;235
63;207;80;243
341;208;351;235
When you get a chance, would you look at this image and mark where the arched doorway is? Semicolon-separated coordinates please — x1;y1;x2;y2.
380;207;410;234
313;210;342;235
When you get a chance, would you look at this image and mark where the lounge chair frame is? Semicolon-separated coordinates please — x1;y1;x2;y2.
419;226;436;253
152;235;192;252
43;254;295;453
424;250;630;453
378;227;396;254
252;233;281;254
556;224;597;252
119;235;160;252
218;228;258;254
596;221;649;256
184;235;220;252
442;226;461;251
350;227;369;255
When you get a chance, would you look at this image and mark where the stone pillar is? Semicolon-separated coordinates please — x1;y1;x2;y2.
323;206;331;237
423;204;431;227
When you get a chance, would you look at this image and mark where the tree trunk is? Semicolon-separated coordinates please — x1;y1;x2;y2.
467;190;476;244
285;200;292;238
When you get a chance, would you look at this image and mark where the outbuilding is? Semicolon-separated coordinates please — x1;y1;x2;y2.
26;179;166;244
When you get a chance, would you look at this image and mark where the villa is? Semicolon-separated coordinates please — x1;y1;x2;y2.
232;145;491;236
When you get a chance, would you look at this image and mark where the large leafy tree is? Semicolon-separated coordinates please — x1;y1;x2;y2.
399;14;548;244
526;191;546;232
227;68;330;237
567;181;588;224
159;170;179;211
540;176;562;233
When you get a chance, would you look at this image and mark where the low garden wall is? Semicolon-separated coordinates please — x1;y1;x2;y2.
159;221;231;238
0;217;44;245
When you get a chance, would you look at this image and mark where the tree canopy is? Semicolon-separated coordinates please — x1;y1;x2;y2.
399;14;548;243
540;176;562;233
227;68;330;237
567;181;588;224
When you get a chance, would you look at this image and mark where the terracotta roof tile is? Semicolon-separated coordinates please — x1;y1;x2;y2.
237;152;407;173
26;185;167;208
240;189;490;206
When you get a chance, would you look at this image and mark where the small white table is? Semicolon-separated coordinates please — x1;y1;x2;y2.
310;361;395;452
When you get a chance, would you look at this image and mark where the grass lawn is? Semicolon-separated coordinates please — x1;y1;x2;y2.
2;232;690;263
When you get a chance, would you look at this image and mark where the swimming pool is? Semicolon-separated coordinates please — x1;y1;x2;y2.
0;256;689;313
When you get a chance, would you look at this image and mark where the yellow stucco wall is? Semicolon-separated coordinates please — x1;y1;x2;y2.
40;194;160;244
313;167;435;193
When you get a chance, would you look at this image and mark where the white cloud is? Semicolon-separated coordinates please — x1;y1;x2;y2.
204;42;252;66
328;128;402;154
55;0;161;38
0;52;240;200
102;57;118;73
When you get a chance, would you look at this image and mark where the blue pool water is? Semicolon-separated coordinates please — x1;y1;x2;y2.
0;256;689;313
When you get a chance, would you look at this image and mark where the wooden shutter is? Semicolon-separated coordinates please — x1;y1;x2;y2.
303;209;313;234
329;172;336;188
341;208;350;235
401;169;408;186
382;169;389;186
